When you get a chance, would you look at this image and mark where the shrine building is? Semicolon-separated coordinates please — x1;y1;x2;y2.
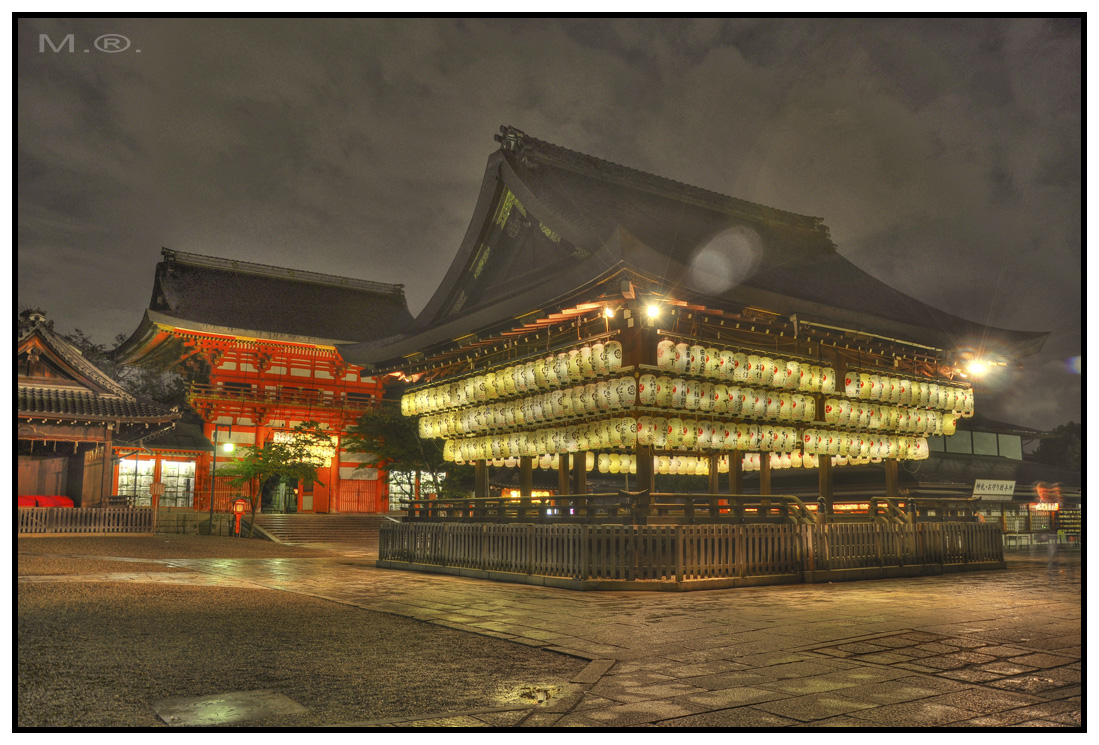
18;314;180;507
113;249;413;514
341;125;1052;587
341;125;1048;515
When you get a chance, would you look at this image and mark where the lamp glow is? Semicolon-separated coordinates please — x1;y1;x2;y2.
646;304;660;318
967;360;989;376
222;442;235;453
603;306;615;318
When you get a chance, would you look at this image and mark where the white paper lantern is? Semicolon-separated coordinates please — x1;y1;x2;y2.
605;341;623;372
590;344;606;376
657;340;675;371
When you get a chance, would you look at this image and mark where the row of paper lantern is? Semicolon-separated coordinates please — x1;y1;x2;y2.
842;372;973;414
417;378;826;440
438;416;932;462
802;429;932;459
462;448;927;473
657;341;837;394
822;400;958;436
402;341;625;416
418;377;638;438
639;375;816;420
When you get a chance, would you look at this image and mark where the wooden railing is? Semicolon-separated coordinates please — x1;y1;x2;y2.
404;492;817;525
379;522;1004;584
18;507;155;534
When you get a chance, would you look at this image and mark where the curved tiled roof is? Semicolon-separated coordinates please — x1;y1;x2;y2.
147;249;414;343
343;126;1048;368
19;386;174;421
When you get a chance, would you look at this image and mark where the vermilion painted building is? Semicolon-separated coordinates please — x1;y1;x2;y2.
113;249;413;513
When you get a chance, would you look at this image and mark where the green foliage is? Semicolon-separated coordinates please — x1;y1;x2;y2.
1031;422;1081;471
19;308;187;408
344;399;473;499
218;422;330;503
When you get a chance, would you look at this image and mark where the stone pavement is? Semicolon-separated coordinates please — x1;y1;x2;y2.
76;545;1081;729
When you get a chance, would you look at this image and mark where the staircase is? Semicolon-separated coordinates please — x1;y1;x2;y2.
251;514;398;557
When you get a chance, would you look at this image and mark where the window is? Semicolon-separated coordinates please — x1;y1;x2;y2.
998;434;1022;460
945;430;972;454
972;432;998;456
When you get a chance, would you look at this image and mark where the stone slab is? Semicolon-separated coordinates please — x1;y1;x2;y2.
154;689;306;726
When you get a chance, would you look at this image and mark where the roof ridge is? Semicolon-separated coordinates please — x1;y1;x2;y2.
160;248;407;296
22;322;136;399
494;125;831;236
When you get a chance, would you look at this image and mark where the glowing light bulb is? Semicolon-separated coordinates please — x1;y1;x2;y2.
967;360;988;376
603;306;615;318
646;304;660;318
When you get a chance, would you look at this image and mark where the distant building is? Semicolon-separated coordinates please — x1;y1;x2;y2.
18;314;179;506
113;249;413;513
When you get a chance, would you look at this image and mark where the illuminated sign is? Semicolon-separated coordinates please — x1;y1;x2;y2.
1031;502;1060;512
272;431;336;467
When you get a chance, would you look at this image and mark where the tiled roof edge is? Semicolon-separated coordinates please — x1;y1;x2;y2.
495;125;832;237
161;248;407;296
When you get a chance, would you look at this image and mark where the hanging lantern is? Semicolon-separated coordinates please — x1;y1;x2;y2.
717;350;735;381
771;358;788;389
688;345;706;376
605;340;623;372
713;384;729;414
820;367;836;394
657;340;676;371
844;372;859;398
703;347;721;378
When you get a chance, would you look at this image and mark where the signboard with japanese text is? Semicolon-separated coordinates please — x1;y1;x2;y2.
973;479;1015;501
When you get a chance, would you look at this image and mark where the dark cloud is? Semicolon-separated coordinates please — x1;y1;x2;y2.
17;17;1081;430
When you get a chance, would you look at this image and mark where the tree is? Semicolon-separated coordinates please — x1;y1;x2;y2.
217;422;333;536
343;399;473;505
18;308;187;408
1031;422;1081;472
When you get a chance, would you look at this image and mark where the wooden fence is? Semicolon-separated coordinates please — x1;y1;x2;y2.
18;507;155;534
379;521;1004;588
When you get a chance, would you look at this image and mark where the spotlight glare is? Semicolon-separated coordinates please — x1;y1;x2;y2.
967;360;988;376
603;306;615;318
646;304;660;318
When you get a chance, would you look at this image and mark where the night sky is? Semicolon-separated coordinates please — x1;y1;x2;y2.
17;18;1082;432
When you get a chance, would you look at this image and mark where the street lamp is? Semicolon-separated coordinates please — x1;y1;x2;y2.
208;424;233;534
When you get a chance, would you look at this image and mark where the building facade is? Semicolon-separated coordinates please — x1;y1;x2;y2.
340;126;1053;520
113;250;414;513
18;315;179;506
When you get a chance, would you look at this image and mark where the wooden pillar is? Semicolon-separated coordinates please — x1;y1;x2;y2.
635;444;654;494
475;459;489;499
519;456;533;498
729;450;744;522
818;455;834;520
884;458;899;498
557;454;570;496
100;423;115;508
759;454;772;496
729;450;743;495
571;451;587;495
708;454;719;494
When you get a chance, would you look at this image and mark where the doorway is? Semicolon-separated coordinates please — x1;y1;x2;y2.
261;475;298;514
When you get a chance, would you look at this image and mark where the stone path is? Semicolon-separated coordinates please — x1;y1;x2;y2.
21;547;1082;728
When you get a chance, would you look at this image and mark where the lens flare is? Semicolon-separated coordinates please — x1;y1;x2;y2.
1064;356;1081;374
688;225;764;294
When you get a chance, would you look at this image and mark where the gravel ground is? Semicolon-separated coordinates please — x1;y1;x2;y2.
17;536;586;728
